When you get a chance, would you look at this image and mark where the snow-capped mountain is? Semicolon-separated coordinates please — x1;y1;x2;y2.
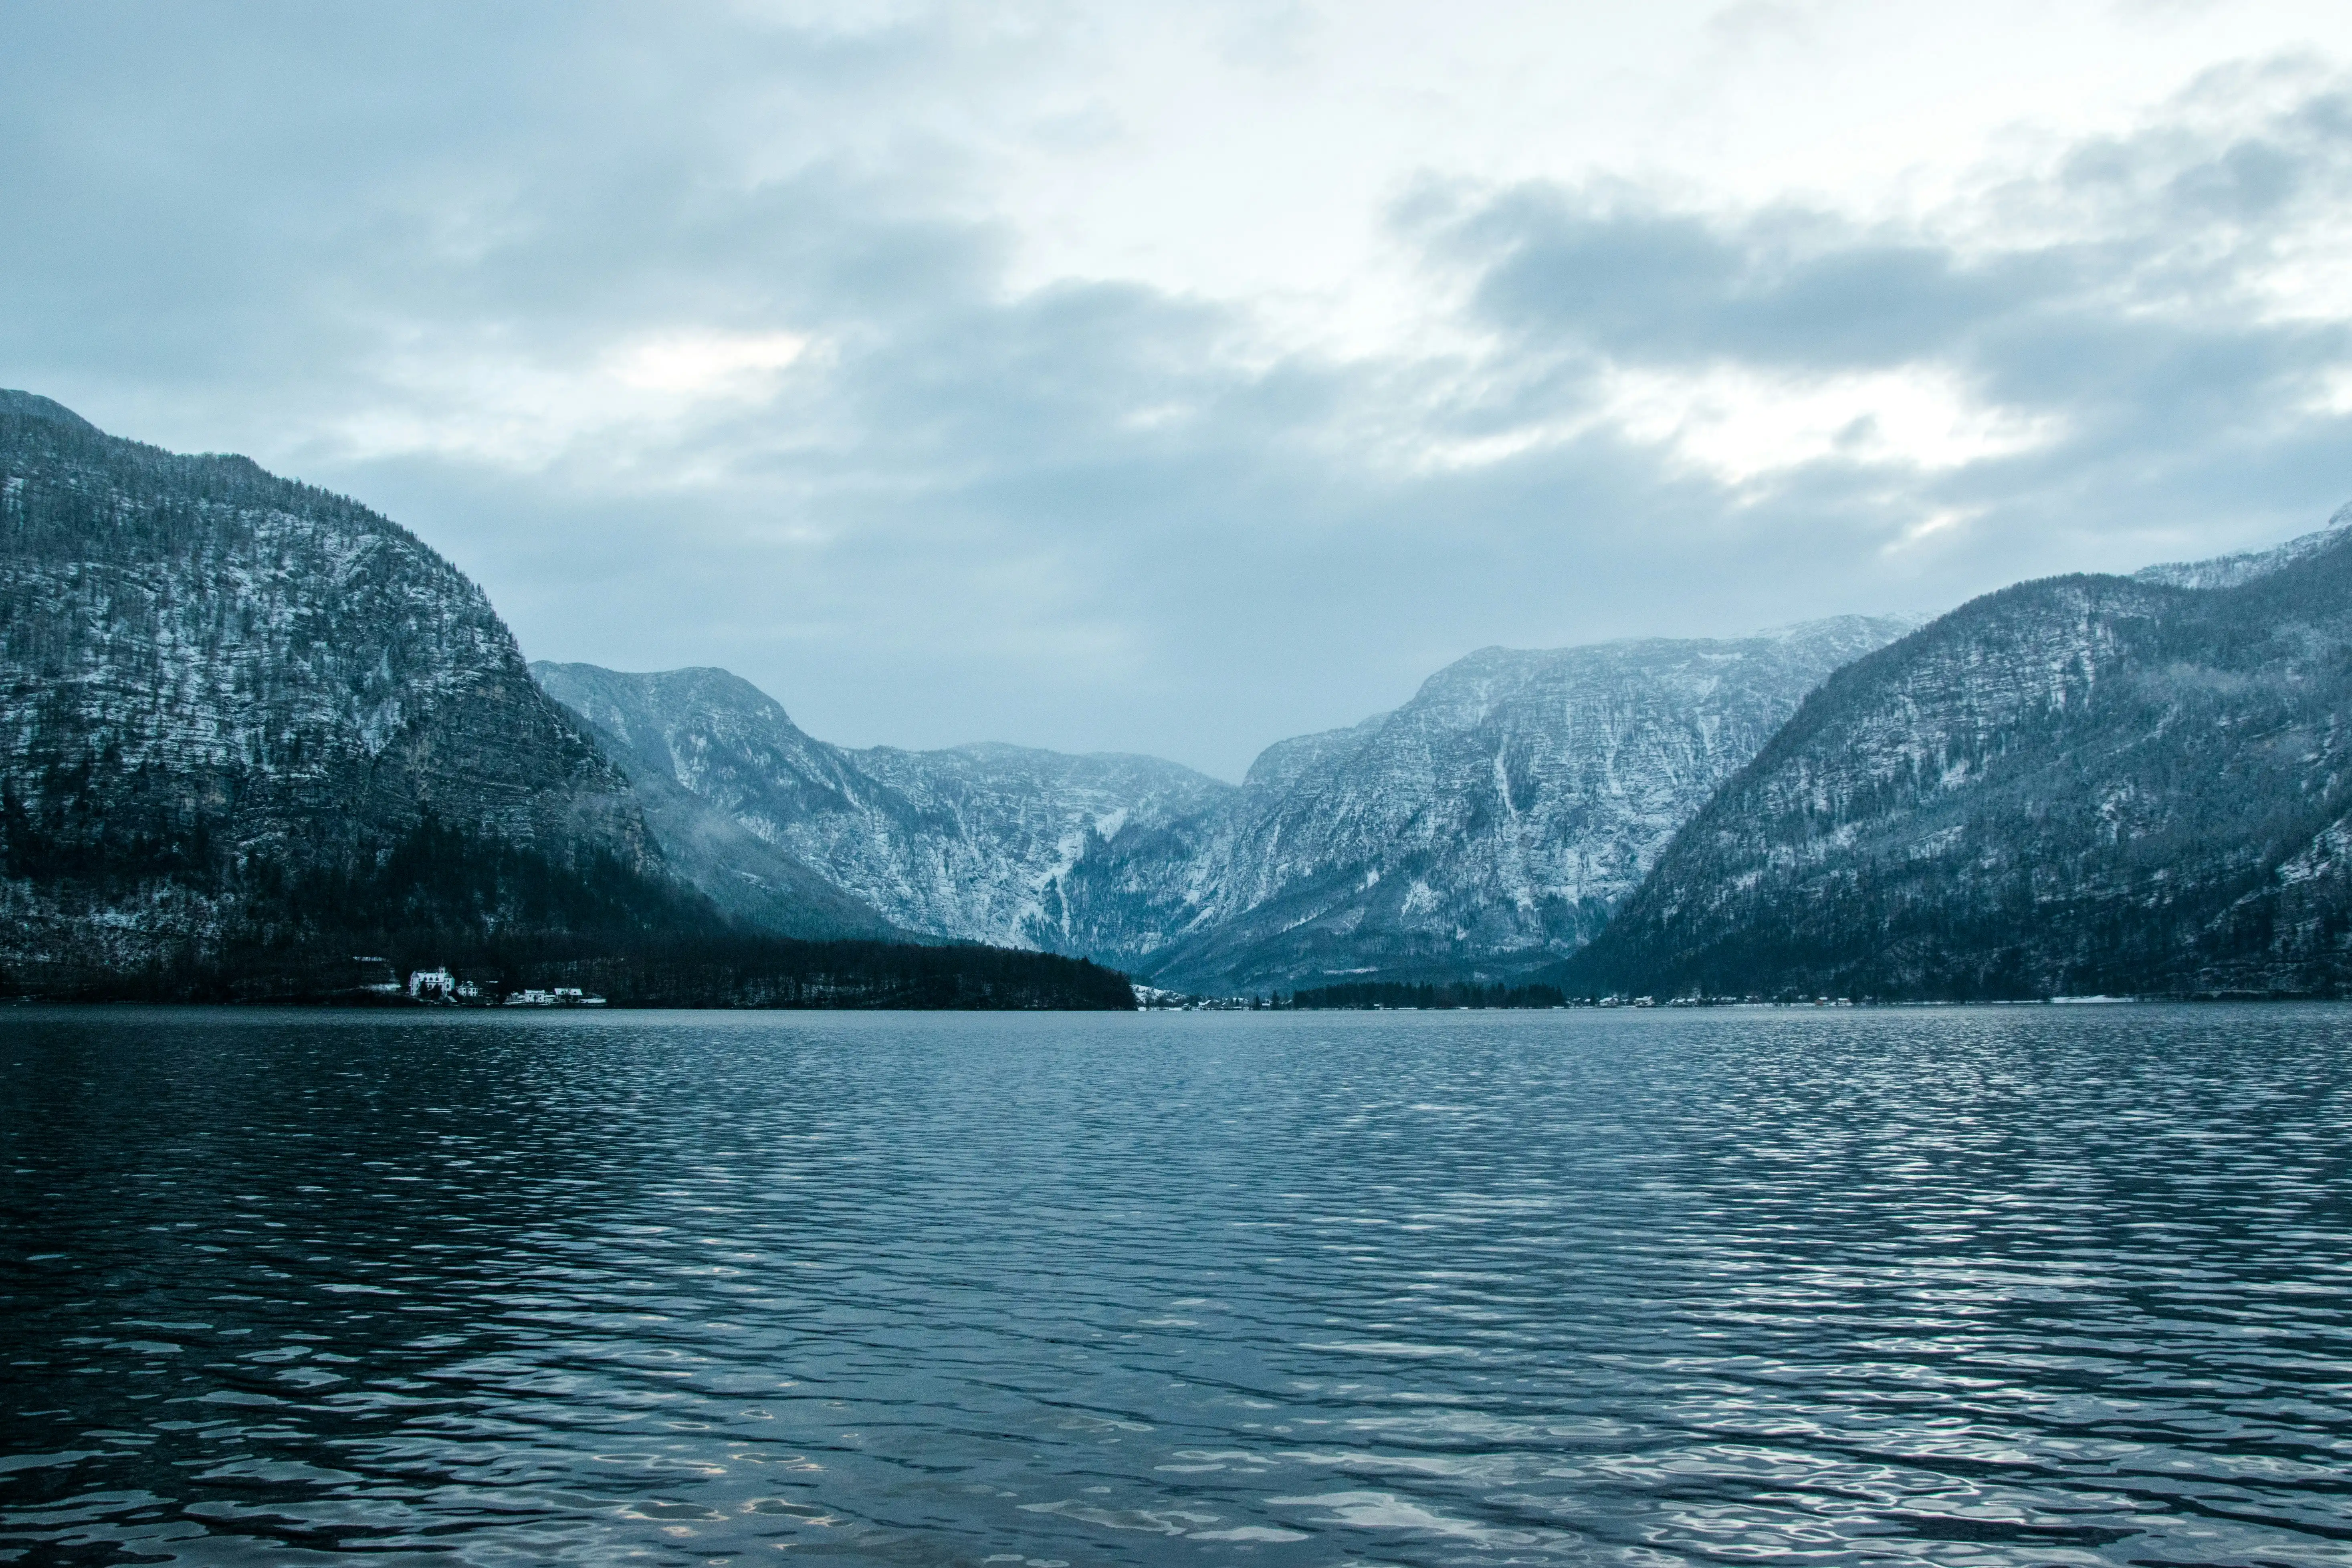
541;618;1914;990
529;662;1233;949
1050;617;1916;991
1575;525;2352;999
0;382;1910;995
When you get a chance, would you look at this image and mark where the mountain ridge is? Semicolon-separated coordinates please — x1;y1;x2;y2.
540;615;1918;989
1056;615;1920;991
1565;534;2352;1000
529;660;1232;953
2132;503;2352;590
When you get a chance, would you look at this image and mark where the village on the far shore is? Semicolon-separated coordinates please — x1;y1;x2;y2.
348;958;608;1008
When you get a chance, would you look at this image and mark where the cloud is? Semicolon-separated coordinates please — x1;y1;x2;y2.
3;6;2351;775
1393;61;2352;542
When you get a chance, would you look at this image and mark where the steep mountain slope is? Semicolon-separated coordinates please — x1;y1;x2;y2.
1570;532;2352;1000
530;662;1232;948
577;740;908;942
0;388;664;988
1050;617;1914;991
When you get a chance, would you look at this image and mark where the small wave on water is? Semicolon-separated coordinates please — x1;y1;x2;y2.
4;1004;2350;1564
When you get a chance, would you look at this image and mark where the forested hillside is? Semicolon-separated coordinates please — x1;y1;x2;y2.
1567;535;2352;999
0;391;1132;1008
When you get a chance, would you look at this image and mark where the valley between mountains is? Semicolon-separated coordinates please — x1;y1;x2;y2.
533;616;1910;993
7;385;2352;1002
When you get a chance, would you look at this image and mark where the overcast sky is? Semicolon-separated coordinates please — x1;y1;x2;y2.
7;1;2352;776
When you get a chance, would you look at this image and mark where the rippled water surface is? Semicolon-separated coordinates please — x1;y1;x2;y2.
5;1005;2352;1566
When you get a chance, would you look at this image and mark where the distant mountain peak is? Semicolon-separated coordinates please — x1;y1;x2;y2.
533;610;1919;990
1749;611;1926;642
1242;713;1390;791
1053;614;1919;991
533;661;1232;949
530;660;804;733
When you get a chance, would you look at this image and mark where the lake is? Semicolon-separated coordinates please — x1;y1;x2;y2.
4;1005;2349;1565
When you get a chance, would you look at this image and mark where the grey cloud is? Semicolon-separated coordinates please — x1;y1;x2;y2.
1434;199;2032;371
1419;65;2352;386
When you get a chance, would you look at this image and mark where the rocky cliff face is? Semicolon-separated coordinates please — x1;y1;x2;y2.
529;662;1232;949
0;390;653;986
1571;531;2352;999
1051;618;1914;991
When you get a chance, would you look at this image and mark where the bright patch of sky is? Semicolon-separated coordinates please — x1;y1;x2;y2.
3;0;2350;775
